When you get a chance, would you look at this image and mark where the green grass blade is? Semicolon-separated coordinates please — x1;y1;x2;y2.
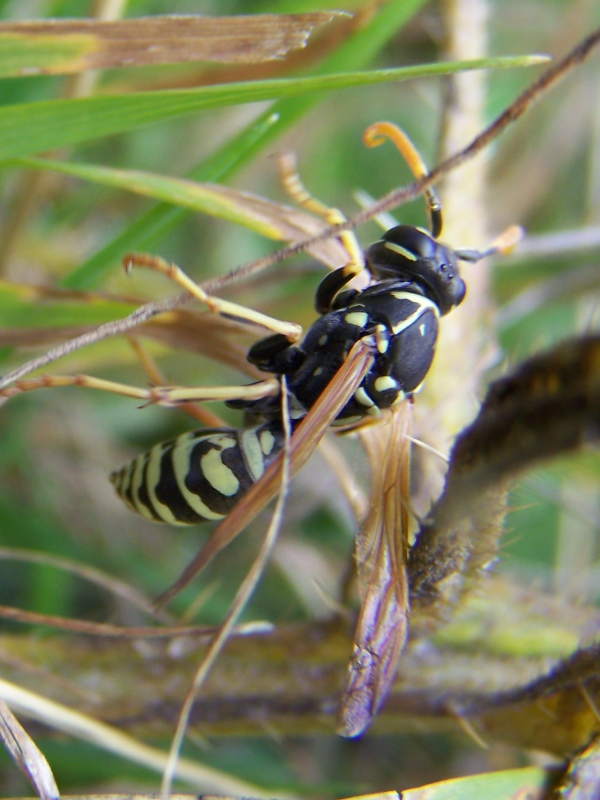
0;31;88;77
62;0;429;290
0;57;545;162
65;5;541;291
13;157;305;240
0;281;135;327
60;111;284;291
403;766;551;799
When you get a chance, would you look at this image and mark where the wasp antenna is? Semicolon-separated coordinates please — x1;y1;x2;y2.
455;224;525;263
489;224;525;256
363;121;443;239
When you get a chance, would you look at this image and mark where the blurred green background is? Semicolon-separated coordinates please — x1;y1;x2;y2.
0;0;598;796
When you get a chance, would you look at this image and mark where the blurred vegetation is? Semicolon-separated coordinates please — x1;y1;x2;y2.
0;0;598;797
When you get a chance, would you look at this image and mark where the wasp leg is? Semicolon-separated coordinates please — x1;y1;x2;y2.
122;252;302;343
314;269;362;313
127;336;226;427
0;373;280;406
277;150;367;277
246;333;305;375
277;151;368;314
363;121;443;238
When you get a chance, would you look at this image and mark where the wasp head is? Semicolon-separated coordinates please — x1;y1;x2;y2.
365;225;467;315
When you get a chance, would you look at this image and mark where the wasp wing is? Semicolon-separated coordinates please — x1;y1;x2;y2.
156;339;375;607
338;404;412;737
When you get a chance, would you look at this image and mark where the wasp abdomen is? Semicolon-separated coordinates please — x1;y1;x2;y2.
110;421;284;525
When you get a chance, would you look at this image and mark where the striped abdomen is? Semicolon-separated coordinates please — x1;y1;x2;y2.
110;421;284;525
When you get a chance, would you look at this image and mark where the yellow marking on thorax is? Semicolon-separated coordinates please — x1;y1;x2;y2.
383;241;418;260
375;323;389;354
388;292;438;335
374;375;398;393
344;310;368;328
354;387;375;407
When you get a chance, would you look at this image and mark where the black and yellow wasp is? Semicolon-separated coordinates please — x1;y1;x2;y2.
0;121;518;736
106;123;516;529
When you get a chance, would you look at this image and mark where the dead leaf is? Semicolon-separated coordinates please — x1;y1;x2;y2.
0;13;346;77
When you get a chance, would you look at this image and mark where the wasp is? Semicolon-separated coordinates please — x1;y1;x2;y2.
0;122;519;735
105;123;517;530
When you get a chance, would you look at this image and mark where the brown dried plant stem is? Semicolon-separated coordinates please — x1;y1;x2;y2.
2;602;598;752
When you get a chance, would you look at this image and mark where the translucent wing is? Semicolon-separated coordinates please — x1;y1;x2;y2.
338;404;412;737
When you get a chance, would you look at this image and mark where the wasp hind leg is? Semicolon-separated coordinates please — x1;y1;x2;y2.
0;371;281;408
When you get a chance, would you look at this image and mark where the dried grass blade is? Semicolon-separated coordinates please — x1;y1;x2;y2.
0;13;345;77
160;380;293;799
0;699;59;800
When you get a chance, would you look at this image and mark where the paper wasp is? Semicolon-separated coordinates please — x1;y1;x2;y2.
0;121;519;736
